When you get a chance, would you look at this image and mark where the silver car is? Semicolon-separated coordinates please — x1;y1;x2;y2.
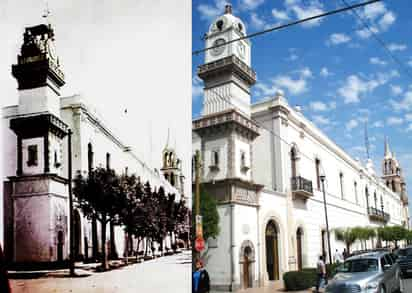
325;251;400;293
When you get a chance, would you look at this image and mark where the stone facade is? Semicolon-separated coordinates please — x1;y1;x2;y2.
193;5;410;291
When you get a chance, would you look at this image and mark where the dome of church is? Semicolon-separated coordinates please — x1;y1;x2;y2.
208;5;246;36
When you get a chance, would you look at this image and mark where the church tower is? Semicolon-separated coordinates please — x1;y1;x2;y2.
161;135;185;197
193;4;262;291
6;21;69;263
381;137;409;226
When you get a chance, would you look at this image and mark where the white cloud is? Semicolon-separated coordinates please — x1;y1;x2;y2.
250;12;266;30
272;75;308;95
192;76;203;99
346;119;359;131
197;0;228;21
282;0;324;28
387;116;403;125
406;124;412;132
240;0;265;11
326;33;351;46
388;43;407;52
320;67;331;77
390;91;412;111
390;85;403;96
372;121;384;128
299;67;313;78
338;72;396;104
405;113;412;121
309;101;336;112
355;3;396;38
369;57;387;66
272;8;290;21
312;115;330;125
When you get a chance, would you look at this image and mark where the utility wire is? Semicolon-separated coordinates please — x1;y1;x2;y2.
192;0;381;56
340;0;412;81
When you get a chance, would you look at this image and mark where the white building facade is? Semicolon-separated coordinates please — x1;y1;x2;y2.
2;22;186;265
193;5;410;291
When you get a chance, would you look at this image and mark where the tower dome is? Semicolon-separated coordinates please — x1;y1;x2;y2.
208;4;247;36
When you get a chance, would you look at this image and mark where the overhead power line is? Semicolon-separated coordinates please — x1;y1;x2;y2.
192;0;381;56
340;0;412;82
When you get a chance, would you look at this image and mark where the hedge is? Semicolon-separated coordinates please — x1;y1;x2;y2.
283;263;339;291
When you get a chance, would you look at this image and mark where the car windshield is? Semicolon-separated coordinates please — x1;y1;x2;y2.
398;248;412;257
338;258;378;273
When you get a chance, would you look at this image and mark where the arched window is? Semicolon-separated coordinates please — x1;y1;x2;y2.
87;143;94;173
391;180;396;192
354;181;358;204
291;146;298;178
315;159;321;190
211;150;219;167
339;172;344;199
106;152;111;170
374;192;377;209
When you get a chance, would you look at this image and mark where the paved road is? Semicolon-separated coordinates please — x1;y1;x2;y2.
10;251;192;293
401;277;412;292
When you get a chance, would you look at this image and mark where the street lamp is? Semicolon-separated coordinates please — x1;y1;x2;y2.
320;174;332;265
68;129;75;276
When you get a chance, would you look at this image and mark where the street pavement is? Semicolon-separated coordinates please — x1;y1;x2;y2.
10;250;192;293
212;278;412;292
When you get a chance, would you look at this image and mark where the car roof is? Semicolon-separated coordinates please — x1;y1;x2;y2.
346;251;388;261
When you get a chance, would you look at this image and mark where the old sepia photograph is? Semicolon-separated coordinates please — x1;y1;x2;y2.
0;1;192;292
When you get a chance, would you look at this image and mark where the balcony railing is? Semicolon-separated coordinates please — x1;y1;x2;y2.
291;176;313;200
368;207;390;223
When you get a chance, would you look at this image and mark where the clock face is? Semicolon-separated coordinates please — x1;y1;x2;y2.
211;38;226;56
237;42;245;59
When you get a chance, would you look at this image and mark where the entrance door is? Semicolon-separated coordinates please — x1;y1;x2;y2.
57;231;64;262
265;221;279;280
297;228;303;270
243;255;250;288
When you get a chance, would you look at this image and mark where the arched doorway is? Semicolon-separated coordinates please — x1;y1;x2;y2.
265;221;280;280
239;240;255;289
296;228;303;270
57;231;64;262
73;210;82;260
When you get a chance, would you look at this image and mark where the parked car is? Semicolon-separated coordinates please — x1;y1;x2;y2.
325;251;400;293
396;246;412;278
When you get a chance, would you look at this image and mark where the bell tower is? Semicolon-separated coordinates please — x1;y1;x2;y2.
200;4;254;117
6;21;69;264
161;135;185;197
193;4;262;291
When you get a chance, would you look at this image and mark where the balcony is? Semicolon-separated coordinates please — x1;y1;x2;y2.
368;207;390;223
291;176;313;200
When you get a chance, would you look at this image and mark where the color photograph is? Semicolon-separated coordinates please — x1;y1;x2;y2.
192;1;412;292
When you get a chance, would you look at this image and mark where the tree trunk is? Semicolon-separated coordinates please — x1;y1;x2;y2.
144;238;149;257
125;232;129;265
346;242;351;255
136;237;141;261
110;222;117;259
101;217;108;270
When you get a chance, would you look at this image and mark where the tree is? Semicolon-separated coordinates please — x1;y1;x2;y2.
193;190;220;241
73;167;122;270
352;227;375;250
378;226;407;248
334;228;358;255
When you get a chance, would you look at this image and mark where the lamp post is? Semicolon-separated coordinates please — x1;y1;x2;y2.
320;174;332;265
68;129;75;276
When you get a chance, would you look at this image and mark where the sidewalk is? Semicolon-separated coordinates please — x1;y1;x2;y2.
212;281;317;293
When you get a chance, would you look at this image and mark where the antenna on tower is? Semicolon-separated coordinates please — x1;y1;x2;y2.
364;121;370;160
42;0;52;24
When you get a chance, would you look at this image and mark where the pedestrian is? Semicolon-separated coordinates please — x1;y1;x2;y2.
0;244;11;293
315;255;326;293
342;248;348;260
333;249;342;264
193;259;210;293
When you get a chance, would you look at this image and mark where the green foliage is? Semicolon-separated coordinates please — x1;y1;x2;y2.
193;190;220;240
334;228;358;254
283;263;339;291
378;225;407;247
283;270;315;291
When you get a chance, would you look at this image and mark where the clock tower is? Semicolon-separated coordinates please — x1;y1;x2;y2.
193;4;262;291
6;22;70;264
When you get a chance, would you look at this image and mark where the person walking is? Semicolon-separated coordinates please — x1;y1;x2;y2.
0;244;11;293
315;255;326;293
193;259;210;293
333;249;342;264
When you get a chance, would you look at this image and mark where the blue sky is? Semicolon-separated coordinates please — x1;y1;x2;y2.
192;0;412;207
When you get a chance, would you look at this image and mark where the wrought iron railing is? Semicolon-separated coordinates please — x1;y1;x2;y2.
368;207;390;222
291;176;313;195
